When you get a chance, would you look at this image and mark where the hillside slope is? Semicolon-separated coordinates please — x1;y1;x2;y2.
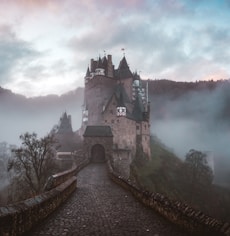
0;86;84;144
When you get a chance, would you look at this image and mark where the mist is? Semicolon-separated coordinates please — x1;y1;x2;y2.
150;81;230;185
1;82;230;187
0;88;84;145
0;87;84;203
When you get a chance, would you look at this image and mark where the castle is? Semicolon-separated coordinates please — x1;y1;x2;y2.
80;54;151;175
51;112;77;152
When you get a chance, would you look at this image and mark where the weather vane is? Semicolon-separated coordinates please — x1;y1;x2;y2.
121;48;125;56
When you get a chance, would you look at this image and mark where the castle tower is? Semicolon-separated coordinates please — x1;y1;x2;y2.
54;112;76;152
81;54;151;167
107;54;114;78
58;112;73;134
116;56;133;101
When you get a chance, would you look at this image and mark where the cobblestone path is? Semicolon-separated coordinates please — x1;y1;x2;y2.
27;163;188;236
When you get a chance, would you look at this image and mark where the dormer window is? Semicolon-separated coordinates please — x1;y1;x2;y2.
95;68;105;75
117;107;126;116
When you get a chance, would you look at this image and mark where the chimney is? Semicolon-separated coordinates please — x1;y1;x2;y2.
107;54;114;78
90;59;96;72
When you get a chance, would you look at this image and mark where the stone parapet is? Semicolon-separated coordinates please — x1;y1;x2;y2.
107;163;230;236
0;177;76;236
0;158;89;236
44;158;89;191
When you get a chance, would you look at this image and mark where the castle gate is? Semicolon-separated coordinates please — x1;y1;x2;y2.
91;144;105;162
83;126;113;162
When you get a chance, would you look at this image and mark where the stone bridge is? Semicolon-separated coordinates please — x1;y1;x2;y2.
1;155;229;236
27;163;186;236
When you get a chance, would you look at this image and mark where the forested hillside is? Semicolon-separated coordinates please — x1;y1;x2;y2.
0;86;84;145
1;79;230;186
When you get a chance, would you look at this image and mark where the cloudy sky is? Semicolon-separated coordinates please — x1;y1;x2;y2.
0;0;230;97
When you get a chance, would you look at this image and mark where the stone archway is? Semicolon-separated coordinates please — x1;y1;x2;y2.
83;126;113;162
91;144;106;162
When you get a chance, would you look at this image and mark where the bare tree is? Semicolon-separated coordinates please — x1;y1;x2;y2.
8;132;58;198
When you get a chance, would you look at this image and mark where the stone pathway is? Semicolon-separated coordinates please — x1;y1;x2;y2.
26;163;189;236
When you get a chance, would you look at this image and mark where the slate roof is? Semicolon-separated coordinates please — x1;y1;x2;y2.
114;83;130;105
85;66;90;77
58;112;73;133
83;126;113;137
102;56;107;68
97;57;103;68
131;94;144;121
115;56;133;79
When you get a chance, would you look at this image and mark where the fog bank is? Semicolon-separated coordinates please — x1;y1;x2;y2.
150;83;230;185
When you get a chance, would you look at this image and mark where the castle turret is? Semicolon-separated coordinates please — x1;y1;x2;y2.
115;56;133;101
116;56;133;79
97;56;103;68
95;57;105;76
107;54;114;78
54;112;76;152
58;112;73;134
85;66;90;84
90;59;97;73
85;66;90;77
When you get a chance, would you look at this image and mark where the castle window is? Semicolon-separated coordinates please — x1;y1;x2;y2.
116;107;126;116
117;119;119;123
145;124;147;130
136;125;140;130
111;119;114;123
105;120;107;123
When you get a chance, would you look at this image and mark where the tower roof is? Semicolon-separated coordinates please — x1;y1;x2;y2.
97;56;103;69
117;91;125;107
102;56;107;67
63;111;68;120
83;126;113;137
57;112;73;134
114;83;130;105
133;71;141;80
132;94;144;121
85;66;90;77
116;56;133;79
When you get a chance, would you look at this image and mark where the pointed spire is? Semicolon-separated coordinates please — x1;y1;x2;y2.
85;66;90;77
117;56;133;79
132;95;143;121
97;56;103;68
58;112;73;134
118;56;129;70
63;111;68;120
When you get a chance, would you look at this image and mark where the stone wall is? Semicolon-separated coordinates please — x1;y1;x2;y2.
85;75;116;125
0;158;89;236
107;163;230;236
44;158;89;191
0;177;76;236
112;149;132;178
103;111;137;156
140;121;151;159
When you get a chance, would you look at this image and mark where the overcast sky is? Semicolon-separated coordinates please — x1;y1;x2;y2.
0;0;230;97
